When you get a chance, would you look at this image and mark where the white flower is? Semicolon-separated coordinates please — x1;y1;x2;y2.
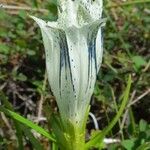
31;0;105;127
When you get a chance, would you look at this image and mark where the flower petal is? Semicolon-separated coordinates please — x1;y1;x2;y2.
31;15;105;126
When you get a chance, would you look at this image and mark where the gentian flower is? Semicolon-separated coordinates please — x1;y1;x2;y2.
31;0;105;149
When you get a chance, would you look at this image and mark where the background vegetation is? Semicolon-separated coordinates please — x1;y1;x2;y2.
0;0;149;149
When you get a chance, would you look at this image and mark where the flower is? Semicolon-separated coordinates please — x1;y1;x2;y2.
31;0;105;127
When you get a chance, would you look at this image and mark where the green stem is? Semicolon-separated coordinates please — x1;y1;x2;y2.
61;110;90;150
65;127;85;150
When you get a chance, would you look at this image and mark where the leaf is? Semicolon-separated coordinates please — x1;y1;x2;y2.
18;10;27;20
0;44;10;55
0;10;8;20
21;125;44;150
0;106;56;142
85;74;132;149
17;73;27;81
0;92;24;150
121;139;135;150
90;130;106;149
137;142;150;150
132;56;146;70
139;119;147;132
0;92;45;149
50;114;67;149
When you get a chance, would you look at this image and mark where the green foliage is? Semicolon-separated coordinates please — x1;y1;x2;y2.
0;107;55;142
132;55;147;71
121;119;150;150
0;92;51;149
85;75;132;149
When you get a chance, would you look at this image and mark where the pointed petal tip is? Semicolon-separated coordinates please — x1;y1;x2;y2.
29;15;46;27
29;15;39;22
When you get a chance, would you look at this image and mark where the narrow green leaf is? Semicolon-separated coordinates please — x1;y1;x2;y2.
0;43;10;54
129;108;136;135
139;119;147;132
0;92;24;150
121;139;135;150
0;92;45;149
85;75;132;149
21;125;44;150
137;142;150;150
132;56;146;71
0;106;56;142
52;142;59;150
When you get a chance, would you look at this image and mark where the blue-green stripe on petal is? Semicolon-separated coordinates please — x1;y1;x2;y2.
86;22;103;91
58;29;75;96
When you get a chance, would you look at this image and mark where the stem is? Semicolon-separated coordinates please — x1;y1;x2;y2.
53;107;90;150
65;127;85;150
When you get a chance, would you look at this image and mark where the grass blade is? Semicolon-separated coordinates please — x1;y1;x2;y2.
85;74;132;149
0;92;24;150
0;106;56;142
21;125;44;150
